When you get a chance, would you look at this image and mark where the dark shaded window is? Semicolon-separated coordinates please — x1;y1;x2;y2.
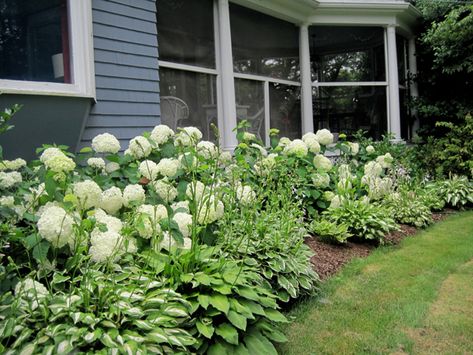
270;83;301;139
230;3;300;81
0;0;70;83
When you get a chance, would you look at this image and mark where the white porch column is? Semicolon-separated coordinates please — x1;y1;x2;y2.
386;25;402;141
217;0;238;150
299;24;314;133
408;37;420;135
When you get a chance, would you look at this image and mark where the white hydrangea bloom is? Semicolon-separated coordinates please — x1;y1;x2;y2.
186;181;207;202
242;132;256;142
105;162;120;174
73;180;102;210
315;129;334;146
136;204;167;238
87;157;106;170
89;230;125;262
338;164;352;180
175;127;203;146
347;142;359;156
171;200;190;213
36;201;61;219
277;137;292;149
197;141;218;159
364;161;383;177
37;206;74;248
0;196;14;207
123;184;146;207
156;158;180;178
91;133;121;154
284;139;308;158
138;160;159;181
312;173;330;188
152;179;178;203
219;151;233;164
39;147;64;163
93;209;123;233
329;195;343;209
159;232;177;251
128;136;152;159
323;191;335;202
337;178;352;191
179;153;197;171
44;155;76;174
302;133;321;154
250;143;268;157
235;184;256;205
0;171;22;189
313;155;333;171
0;158;27;171
376;153;394;169
99;187;123;215
173;212;193;237
366;145;375;154
150;125;174;145
182;237;192;250
197;196;224;224
15;279;49;308
362;176;394;200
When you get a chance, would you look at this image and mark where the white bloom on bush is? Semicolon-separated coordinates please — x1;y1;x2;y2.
323;191;335;202
302;132;321;154
337;178;352;191
186;181;207;202
219;151;233;164
87;157;106;170
360;195;371;205
366;145;375;154
91;133;121;154
159;232;176;251
15;278;49;309
153;179;178;203
0;171;22;189
39;147;64;163
250;143;268;157
171;200;190;213
254;153;278;176
312;173;330;188
0;158;26;171
179;153;197;171
175;127;203;146
284;139;308;158
242;132;256;142
236;184;256;205
315;129;334;146
197;196;224;224
197;141;218;159
136;204;168;238
313;155;333;171
156;158;180;178
128;136;152;159
347;142;359;156
0;196;14;207
93;209;123;233
73;180;102;210
37;206;74;248
89;230;125;262
173;212;193;237
105;162;120;174
329;195;343;209
277;137;292;149
99;187;123;215
364;161;383;177
123;184;146;207
138;160;159;181
363;176;394;200
376;153;394;169
182;237;192;250
44;155;76;174
338;164;352;181
150;125;174;145
36;201;61;219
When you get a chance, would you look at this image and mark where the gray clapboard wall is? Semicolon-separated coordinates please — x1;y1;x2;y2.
80;0;160;150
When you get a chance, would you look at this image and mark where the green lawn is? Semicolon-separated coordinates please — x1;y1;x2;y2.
281;211;473;355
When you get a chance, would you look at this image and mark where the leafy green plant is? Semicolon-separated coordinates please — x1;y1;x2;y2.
433;176;473;208
383;191;433;228
309;219;352;244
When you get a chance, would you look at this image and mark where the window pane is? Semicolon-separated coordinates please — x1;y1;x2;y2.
0;0;70;82
397;34;407;86
313;86;387;140
270;83;301;139
160;68;218;141
157;0;215;69
235;79;265;140
310;26;385;82
230;4;300;81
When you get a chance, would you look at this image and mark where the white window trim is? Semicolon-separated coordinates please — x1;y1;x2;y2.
0;0;95;99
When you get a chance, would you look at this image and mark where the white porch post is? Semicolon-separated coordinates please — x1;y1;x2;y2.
408;37;420;135
217;0;238;150
386;25;402;141
299;24;314;133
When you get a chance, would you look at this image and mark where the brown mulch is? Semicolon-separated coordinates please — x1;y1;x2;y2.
307;210;455;281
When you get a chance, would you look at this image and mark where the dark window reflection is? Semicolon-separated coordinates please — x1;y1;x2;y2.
160;68;218;141
0;0;70;82
313;86;387;140
397;34;407;86
310;26;385;82
234;78;265;140
270;83;301;139
230;3;300;81
157;0;215;68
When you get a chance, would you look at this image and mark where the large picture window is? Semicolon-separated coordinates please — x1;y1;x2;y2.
0;0;70;83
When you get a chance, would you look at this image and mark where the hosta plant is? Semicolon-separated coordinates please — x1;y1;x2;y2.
309;218;352;244
383;191;433;227
433;175;473;208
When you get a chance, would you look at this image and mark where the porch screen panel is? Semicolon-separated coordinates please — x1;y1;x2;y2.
234;78;265;140
269;83;301;139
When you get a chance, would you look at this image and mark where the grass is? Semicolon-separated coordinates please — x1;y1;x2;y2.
280;211;473;355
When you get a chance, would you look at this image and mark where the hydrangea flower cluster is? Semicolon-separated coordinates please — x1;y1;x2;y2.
175;127;203;146
284;139;308;157
302;132;321;154
0;158;26;171
150;125;174;145
87;157;106;170
127;136;152;159
91;133;121;154
0;171;22;189
315;129;334;146
73;180;102;210
236;184;256;205
156;158;180;178
314;155;333;171
138;160;159;181
136;204;168;238
197;141;218;159
153;179;178;203
37;205;75;248
123;184;146;207
99;187;124;215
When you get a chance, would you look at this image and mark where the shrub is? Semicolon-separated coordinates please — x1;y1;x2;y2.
432;176;473;208
309;219;352;244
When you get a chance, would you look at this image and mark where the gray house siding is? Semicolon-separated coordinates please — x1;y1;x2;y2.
80;0;160;151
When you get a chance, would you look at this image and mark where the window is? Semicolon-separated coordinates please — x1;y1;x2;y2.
310;26;387;139
230;3;301;142
0;0;94;97
158;0;218;141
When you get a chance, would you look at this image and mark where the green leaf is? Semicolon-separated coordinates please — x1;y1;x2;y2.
216;323;239;345
235;286;259;301
197;294;210;309
227;310;247;331
209;294;230;314
244;333;278;355
196;319;214;339
264;309;288;323
79;147;93;153
207;342;228;355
